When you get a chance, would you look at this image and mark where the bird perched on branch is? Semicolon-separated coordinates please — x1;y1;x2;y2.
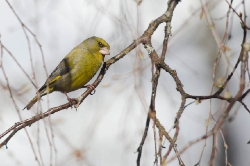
24;36;110;110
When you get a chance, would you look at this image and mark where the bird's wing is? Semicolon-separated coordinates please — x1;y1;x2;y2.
38;57;73;92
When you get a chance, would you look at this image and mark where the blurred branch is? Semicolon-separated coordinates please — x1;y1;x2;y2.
0;40;41;166
5;0;49;80
5;1;55;164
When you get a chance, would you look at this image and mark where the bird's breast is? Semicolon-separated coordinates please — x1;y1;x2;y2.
67;56;102;92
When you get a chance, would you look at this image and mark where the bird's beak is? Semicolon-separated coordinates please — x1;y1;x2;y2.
99;47;110;55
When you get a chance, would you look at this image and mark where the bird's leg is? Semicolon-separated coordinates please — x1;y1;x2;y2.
64;92;78;107
69;84;96;109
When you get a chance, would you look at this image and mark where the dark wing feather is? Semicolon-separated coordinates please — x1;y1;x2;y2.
38;57;72;92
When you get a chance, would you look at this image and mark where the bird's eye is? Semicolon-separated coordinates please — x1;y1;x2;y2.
98;42;103;47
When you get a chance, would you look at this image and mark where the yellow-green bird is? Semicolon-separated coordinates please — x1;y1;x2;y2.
24;36;110;110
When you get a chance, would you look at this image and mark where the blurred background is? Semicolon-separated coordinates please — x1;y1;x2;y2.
0;0;250;165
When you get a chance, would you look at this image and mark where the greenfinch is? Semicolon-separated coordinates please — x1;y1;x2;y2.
24;36;110;110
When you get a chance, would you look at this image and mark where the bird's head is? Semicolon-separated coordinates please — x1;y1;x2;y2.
85;36;110;56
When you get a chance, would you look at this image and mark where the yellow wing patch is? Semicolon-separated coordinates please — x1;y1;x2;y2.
50;75;61;84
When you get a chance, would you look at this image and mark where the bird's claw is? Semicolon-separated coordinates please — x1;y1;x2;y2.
64;92;79;108
74;102;81;108
67;98;78;108
87;84;96;95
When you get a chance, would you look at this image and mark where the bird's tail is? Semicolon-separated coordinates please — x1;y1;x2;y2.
24;87;53;110
25;96;39;110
